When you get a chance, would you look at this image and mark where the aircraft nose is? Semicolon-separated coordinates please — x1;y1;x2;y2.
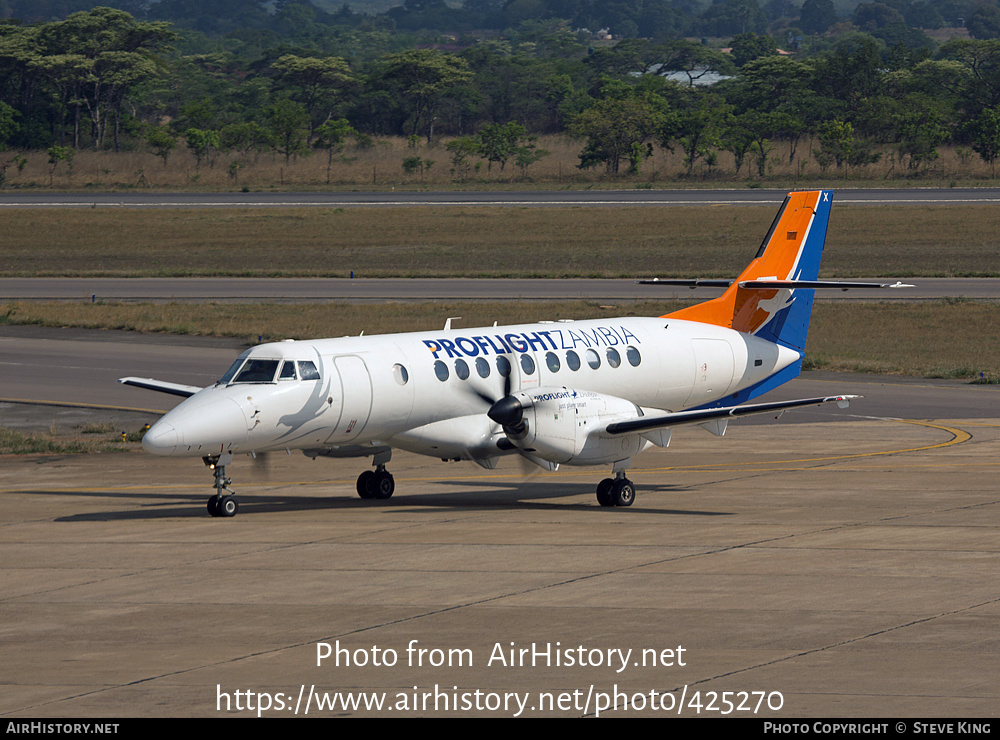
143;420;178;455
142;395;249;456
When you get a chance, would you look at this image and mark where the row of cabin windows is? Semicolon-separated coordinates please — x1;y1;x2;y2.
432;347;641;383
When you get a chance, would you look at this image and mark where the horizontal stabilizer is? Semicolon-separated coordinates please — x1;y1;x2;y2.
738;280;914;290
118;377;202;398
641;278;913;291
605;395;860;436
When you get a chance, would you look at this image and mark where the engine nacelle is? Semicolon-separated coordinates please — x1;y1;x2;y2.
504;386;646;466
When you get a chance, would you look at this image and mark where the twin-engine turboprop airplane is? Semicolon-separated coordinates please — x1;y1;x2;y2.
120;190;908;516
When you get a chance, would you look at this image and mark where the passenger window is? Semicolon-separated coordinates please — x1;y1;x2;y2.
606;347;621;368
545;352;560;372
496;356;511;377
434;360;449;381
586;349;600;369
393;363;409;385
278;361;297;380
299;361;321;380
476;357;490;378
566;350;581;371
455;358;470;380
520;354;535;375
626;346;641;367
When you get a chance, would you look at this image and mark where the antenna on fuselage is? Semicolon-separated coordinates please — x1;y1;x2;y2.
443;317;461;330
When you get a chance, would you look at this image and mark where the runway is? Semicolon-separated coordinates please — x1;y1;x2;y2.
4;277;1000;302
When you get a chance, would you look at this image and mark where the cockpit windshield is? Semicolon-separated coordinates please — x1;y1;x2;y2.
234;359;280;383
218;358;321;385
218;358;245;385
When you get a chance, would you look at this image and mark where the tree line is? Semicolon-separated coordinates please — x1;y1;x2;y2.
2;4;1000;181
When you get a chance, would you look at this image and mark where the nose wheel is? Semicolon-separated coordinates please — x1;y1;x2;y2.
208;493;239;517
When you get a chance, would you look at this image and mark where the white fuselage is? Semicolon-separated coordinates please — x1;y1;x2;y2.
142;315;799;466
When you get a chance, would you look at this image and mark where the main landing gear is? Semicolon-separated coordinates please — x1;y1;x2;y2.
357;464;395;499
356;449;395;500
596;474;635;508
204;453;239;517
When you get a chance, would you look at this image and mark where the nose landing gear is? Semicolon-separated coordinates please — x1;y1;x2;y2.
204;453;239;517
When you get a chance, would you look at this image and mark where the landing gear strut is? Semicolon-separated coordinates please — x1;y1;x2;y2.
204;453;239;517
596;473;635;508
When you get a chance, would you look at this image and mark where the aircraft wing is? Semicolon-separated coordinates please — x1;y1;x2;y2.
637;278;733;288
118;376;203;398
605;395;858;436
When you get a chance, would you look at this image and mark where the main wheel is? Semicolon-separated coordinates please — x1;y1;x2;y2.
371;470;395;500
612;479;635;507
207;494;221;517
596;478;615;507
357;470;376;499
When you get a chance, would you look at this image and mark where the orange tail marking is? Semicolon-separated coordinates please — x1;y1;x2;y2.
663;191;821;331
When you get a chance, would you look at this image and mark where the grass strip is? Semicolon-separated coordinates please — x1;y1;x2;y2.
3;205;999;278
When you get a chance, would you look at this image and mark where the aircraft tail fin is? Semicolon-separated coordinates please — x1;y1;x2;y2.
663;189;833;353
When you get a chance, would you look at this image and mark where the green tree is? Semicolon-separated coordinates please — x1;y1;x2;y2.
219;122;274;161
572;92;674;175
513;137;549;180
446;135;481;180
184;128;219;169
376;50;473;142
674;95;728;175
46;145;73;185
0;102;19;150
937;39;1000;116
701;0;768;36
723;56;813;161
968;5;1000;40
737;110;795;176
146;125;176;167
814;119;855;169
313;118;354;184
728;33;778;67
36;8;175;150
649;39;737;86
270;55;354;142
477;121;525;172
800;0;835;34
893;110;948;169
266;100;310;163
720;114;756;175
968;106;1000;176
811;119;881;170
